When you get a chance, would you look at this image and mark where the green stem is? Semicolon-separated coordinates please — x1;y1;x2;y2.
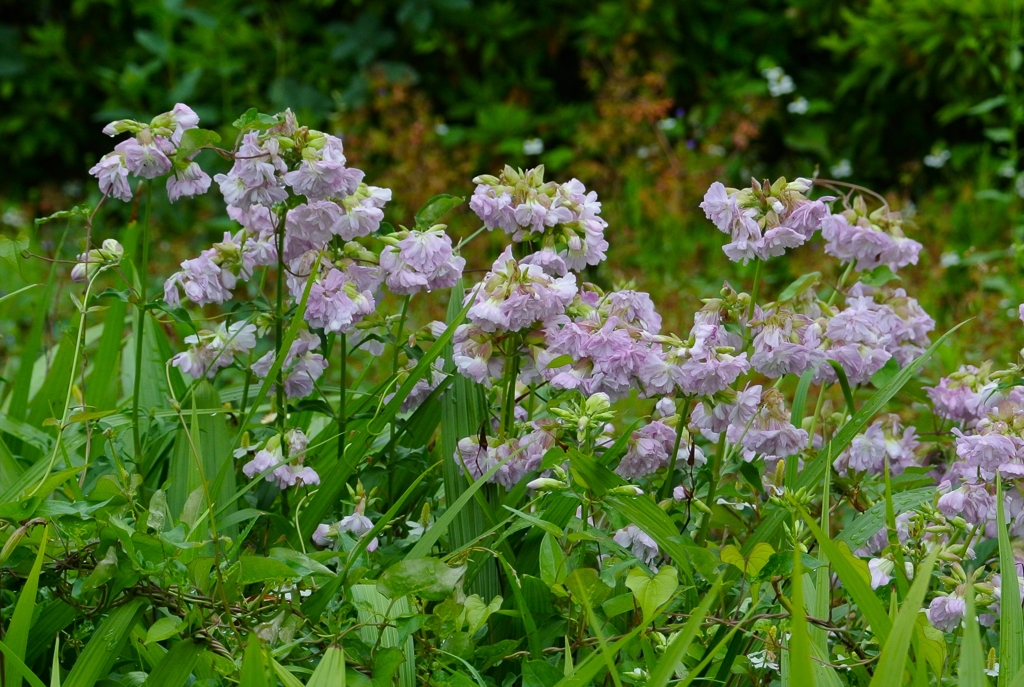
339;334;347;461
659;397;690;501
132;181;152;462
275;212;286;430
747;259;762;322
826;260;855;308
28;277;97;496
696;432;728;545
392;295;411;376
806;383;829;449
501;336;522;437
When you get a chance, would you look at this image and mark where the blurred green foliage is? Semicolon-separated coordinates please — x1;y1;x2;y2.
3;0;1023;192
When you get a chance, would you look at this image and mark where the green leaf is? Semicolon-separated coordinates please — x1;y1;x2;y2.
539;533;567;587
999;477;1024;687
240;634;269;687
237;556;300;584
544;354;576;369
720;542;774;577
0;232;28;267
522;660;564;687
789;546;815;687
625;566;678;622
64;599;147;687
914;612;946;680
826;360;857;417
3;526;49;687
798;506;892;644
371;647;403;687
415;194;464;226
646;579;722;687
377;558;466;601
778;272;821;302
960;584;991;687
174;128;221;158
860;265;901;287
0;639;46;687
351;585;415;687
565;568;612;609
140;640;203;687
549;628;642;687
869;547;939;687
144;617;183;644
232;108;280;131
837;488;935;547
0;283;39;306
307;646;347;687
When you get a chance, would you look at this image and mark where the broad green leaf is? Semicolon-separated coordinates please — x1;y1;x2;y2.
789;546;815;687
720;542;774;577
64;599;147;687
999;477;1024;687
565;568;612;608
237;556;300;584
140;640;203;687
869;547;939;687
144;617;183;644
539;533;567;587
174;128;221;158
351;585;415;687
240;634;269;687
798;506;892;643
523;660;564;687
0;231;28;267
415;194;464;226
377;558;466;601
464;595;502;635
371;647;403;687
914;612;947;679
3;526;49;687
307;646;346;687
625;566;678;622
778;272;821;301
960;584;991;687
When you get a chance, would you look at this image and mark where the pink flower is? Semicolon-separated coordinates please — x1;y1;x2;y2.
89;154;133;202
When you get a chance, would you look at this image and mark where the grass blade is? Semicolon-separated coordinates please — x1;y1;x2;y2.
240;634;269;687
551;627;643;687
140;640;204;687
868;546;939;687
63;599;147;687
351;584;415;687
960;583;991;687
798;505;892;644
790;544;815;687
307;645;346;687
4;525;48;687
647;579;722;687
0;639;46;687
998;477;1024;687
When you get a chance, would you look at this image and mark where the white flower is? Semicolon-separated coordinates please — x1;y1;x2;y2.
923;149;951;168
787;97;809;114
748;649;779;671
830;159;853;179
523;138;544;155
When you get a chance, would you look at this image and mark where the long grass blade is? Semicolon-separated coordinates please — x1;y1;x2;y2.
306;645;346;687
0;639;46;687
790;545;815;687
4;525;48;687
960;583;991;687
999;477;1024;687
868;547;939;687
140;640;203;687
63;599;147;687
646;579;722;687
798;505;892;644
351;584;415;687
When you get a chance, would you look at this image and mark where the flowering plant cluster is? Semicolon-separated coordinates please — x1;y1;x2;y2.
6;103;1024;686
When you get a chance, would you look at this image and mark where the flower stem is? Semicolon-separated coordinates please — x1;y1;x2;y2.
392;295;411;376
132;181;152;463
338;333;347;461
826;260;856;308
275;212;286;430
747;259;762;322
696;432;728;545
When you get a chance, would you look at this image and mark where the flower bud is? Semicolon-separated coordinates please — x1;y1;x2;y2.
527;477;566;492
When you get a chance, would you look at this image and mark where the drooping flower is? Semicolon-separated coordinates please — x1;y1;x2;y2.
615;421;703;480
739;389;808;459
380;227;466;295
868;557;895;590
283;134;363;200
821;199;922;272
928;593;967;632
466;246;577;332
612;525;659;565
172;321;257;379
304;268;376;334
89;154;133;202
251;329;329;399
